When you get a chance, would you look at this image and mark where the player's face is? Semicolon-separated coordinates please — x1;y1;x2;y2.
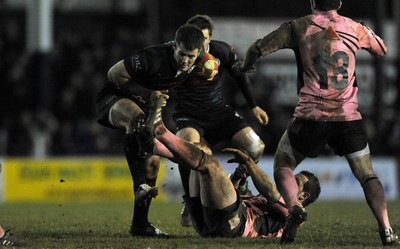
173;42;200;72
202;29;212;51
295;173;309;194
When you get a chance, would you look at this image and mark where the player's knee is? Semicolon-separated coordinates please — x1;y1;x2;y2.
243;132;265;163
273;147;298;171
246;140;264;163
127;113;146;134
110;99;140;130
275;131;305;166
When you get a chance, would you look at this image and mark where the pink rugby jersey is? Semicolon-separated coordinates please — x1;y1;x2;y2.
256;11;387;121
241;195;288;238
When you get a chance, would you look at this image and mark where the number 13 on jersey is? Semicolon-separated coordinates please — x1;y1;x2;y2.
314;50;349;90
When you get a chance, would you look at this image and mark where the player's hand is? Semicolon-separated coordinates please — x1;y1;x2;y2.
234;164;250;179
252;106;269;126
150;90;169;107
232;61;256;73
223;148;253;166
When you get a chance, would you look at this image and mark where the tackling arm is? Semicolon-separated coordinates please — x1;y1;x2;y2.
230;60;269;125
239;21;294;72
239;43;262;72
224;148;280;203
230;71;258;109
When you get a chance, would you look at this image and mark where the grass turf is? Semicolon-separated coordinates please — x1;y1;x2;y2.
1;200;399;248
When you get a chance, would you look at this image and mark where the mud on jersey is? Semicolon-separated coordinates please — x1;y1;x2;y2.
241;195;287;238
255;11;387;121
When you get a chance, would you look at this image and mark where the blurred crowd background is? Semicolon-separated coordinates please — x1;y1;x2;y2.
0;0;399;158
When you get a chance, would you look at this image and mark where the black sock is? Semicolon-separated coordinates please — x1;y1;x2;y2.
125;135;149;226
178;164;191;197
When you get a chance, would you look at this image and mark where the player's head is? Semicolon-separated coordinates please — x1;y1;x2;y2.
173;24;204;72
175;24;204;52
310;0;342;12
186;14;213;51
296;170;321;207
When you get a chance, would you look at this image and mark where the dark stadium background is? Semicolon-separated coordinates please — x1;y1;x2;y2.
0;0;398;159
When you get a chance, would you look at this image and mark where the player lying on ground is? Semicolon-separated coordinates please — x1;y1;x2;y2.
139;96;320;238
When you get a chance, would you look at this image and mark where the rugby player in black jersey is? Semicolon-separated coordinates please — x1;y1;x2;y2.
95;24;204;237
172;15;269;227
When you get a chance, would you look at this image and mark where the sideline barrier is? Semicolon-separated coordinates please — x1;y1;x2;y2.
1;156;397;202
2;157;167;203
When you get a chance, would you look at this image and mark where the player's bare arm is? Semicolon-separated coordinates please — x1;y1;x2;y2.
238;43;262;72
107;60;131;86
224;148;280;203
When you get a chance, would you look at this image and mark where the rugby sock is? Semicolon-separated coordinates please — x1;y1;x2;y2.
124;136;149;226
178;164;191;196
124;139;147;195
132;199;151;227
135;178;157;226
274;167;299;210
362;178;391;230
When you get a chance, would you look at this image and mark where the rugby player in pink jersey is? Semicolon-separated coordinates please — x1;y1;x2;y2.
141;95;320;239
237;0;398;246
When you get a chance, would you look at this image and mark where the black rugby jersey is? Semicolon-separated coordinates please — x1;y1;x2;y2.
124;41;199;91
173;40;257;119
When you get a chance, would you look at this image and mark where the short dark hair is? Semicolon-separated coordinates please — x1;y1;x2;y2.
314;0;341;11
299;170;321;207
175;24;204;52
186;14;214;36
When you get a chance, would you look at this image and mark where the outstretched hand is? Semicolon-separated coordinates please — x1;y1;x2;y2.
232;61;256;73
223;148;252;165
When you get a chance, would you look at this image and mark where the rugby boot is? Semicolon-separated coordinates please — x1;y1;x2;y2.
380;228;400;246
280;205;307;244
129;222;169;238
0;229;25;246
144;95;166;137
